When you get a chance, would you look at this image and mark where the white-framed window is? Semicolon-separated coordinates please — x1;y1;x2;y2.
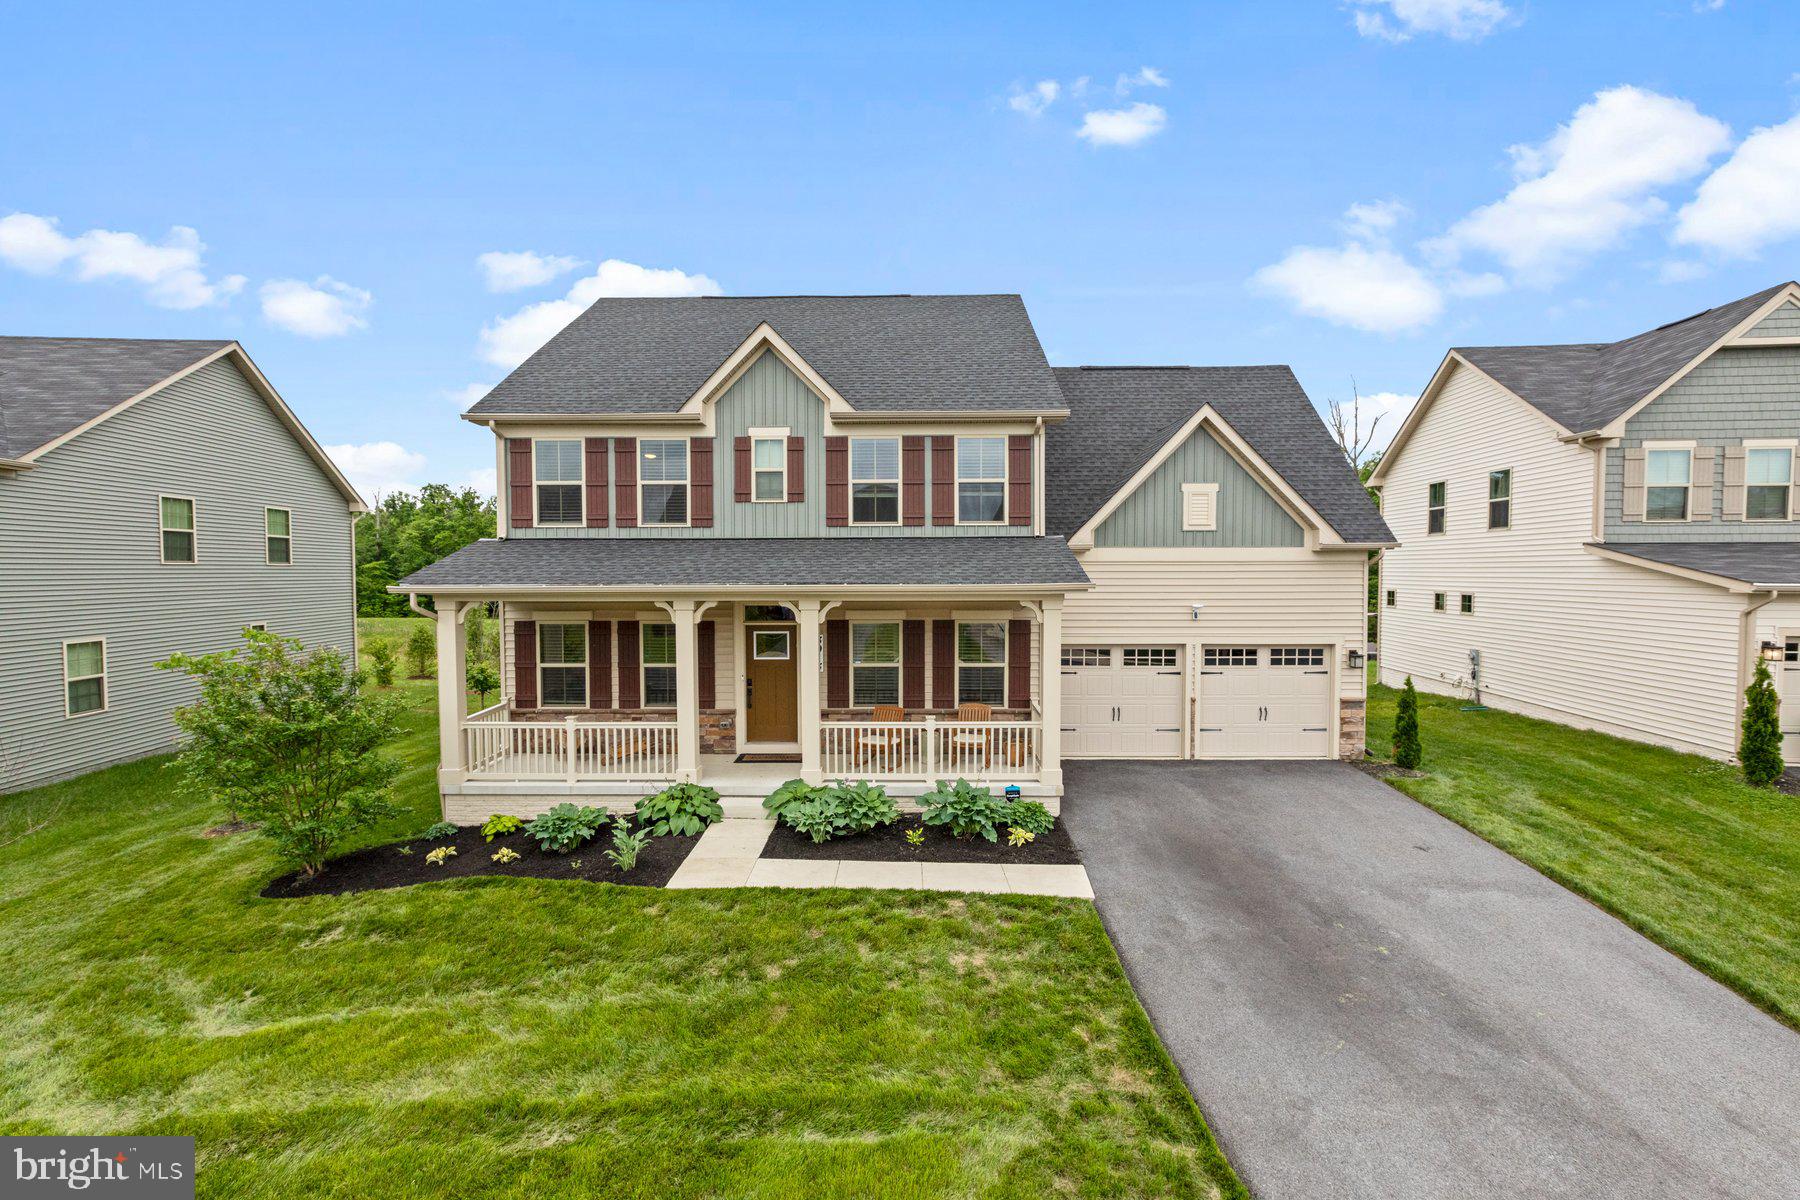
1645;447;1692;521
1203;647;1257;667
956;437;1007;523
640;439;690;526
752;630;791;660
849;437;900;524
1061;647;1110;668
1433;592;1446;611
751;433;787;502
1460;594;1475;614
246;622;267;633
63;638;107;717
534;439;584;525
955;621;1006;705
1385;589;1396;607
642;623;677;707
265;507;293;564
1745;444;1794;521
159;496;196;563
1180;482;1219;532
537;623;588;708
851;621;901;706
1488;469;1511;530
1270;647;1325;667
1426;481;1446;534
1123;648;1178;668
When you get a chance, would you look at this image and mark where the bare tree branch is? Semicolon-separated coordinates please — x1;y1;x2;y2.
1327;379;1385;475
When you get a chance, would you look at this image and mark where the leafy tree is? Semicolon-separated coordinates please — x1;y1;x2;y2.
465;603;499;668
158;631;404;876
405;623;436;678
1393;676;1422;769
1740;657;1784;787
356;484;496;616
467;661;500;706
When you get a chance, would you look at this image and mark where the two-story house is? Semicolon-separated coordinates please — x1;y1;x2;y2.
397;295;1391;819
0;337;366;793
1372;281;1800;761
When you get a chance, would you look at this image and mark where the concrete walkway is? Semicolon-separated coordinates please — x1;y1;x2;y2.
1064;759;1800;1200
665;818;1093;896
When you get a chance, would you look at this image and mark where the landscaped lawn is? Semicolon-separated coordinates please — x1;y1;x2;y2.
0;619;1243;1199
1366;678;1800;1030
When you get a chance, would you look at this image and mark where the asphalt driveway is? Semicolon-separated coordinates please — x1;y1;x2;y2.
1063;759;1800;1200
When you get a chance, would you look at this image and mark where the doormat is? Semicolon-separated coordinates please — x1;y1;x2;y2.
735;752;802;764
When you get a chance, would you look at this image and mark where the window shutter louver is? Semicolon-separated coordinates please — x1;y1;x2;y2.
902;619;926;709
734;436;752;502
614;438;638;527
617;620;641;708
690;437;714;526
1791;448;1800;521
1691;447;1716;522
588;621;612;709
1007;619;1030;709
1722;446;1746;520
1622;448;1647;522
584;438;609;527
787;436;805;502
508;440;532;528
1007;434;1032;526
697;621;716;708
902;436;926;526
514;620;538;708
825;619;849;707
930;437;954;525
931;620;955;708
825;437;849;526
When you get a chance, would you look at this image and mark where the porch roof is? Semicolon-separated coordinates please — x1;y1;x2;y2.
1588;541;1800;591
395;535;1091;593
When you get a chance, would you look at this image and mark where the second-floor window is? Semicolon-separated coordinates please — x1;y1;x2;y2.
160;496;196;563
752;435;786;501
1427;482;1445;534
1646;448;1691;521
1488;470;1511;529
640;439;690;526
535;440;583;525
266;508;292;564
852;621;901;706
538;623;587;708
957;437;1007;523
1746;447;1792;520
850;437;899;524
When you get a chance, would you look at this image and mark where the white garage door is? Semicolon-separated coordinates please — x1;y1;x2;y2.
1061;646;1185;758
1197;646;1333;759
1780;639;1800;761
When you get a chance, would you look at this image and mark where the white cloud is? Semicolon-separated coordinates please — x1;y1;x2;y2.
446;383;492;410
0;213;245;309
1672;112;1800;258
259;276;372;337
1430;86;1731;284
1075;102;1168;147
1351;0;1513;42
1342;199;1410;239
1115;66;1169;95
478;258;722;368
1252;243;1444;333
466;467;497;497
1008;79;1060;117
1694;1;1726;11
324;441;427;499
1358;391;1419;450
476;250;584;292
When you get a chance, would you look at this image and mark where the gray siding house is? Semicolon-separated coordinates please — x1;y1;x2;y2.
0;338;365;793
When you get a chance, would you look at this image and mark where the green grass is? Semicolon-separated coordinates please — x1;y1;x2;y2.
1367;679;1800;1030
0;619;1242;1199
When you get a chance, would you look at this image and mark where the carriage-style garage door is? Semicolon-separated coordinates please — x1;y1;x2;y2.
1061;646;1186;758
1197;646;1333;759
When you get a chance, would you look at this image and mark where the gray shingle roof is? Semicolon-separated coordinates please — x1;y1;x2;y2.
1456;283;1793;433
0;337;231;460
1593;541;1800;589
1046;366;1394;544
467;295;1066;416
395;535;1091;590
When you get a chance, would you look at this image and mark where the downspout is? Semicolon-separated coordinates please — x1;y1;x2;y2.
409;592;435;620
1738;589;1782;700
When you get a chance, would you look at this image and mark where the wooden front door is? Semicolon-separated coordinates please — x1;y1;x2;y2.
745;625;799;743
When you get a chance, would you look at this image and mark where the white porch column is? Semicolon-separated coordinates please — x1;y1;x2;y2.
795;599;824;784
669;599;701;782
434;599;467;785
1039;597;1064;791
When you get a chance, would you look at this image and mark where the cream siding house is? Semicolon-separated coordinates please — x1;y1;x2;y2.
1372;281;1800;761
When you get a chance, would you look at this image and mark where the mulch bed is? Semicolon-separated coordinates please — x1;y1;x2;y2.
261;821;699;898
761;819;1081;865
1353;758;1427;781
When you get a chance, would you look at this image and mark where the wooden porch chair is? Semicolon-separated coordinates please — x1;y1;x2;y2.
950;702;993;770
855;704;908;771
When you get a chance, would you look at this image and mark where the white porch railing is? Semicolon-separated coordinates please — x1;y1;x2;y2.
463;709;680;782
820;717;1041;782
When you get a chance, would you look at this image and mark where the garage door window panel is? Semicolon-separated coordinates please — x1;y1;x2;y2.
1062;647;1110;668
1204;648;1258;668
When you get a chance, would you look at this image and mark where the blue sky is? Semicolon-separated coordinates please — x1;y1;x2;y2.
3;0;1797;498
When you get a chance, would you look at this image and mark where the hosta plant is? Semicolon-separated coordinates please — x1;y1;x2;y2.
763;777;828;820
904;827;926;847
604;821;652;872
425;846;457;866
919;778;1011;842
481;813;522;842
636;783;723;837
771;780;900;843
490;846;520;864
1004;799;1055;837
1007;827;1035;848
423;821;458;841
524;803;608;854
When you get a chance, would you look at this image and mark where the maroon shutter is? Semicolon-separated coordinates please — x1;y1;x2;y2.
697;621;716;708
588;620;612;709
616;620;641;709
824;436;849;526
584;438;609;528
507;439;532;528
786;436;805;502
1007;619;1030;709
825;619;850;707
932;620;955;708
902;619;926;709
930;437;954;526
734;436;752;502
902;436;926;526
690;437;714;527
514;620;538;709
1008;434;1032;527
614;438;638;527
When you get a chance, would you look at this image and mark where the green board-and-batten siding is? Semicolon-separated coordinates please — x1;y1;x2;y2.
1094;426;1305;548
0;357;358;793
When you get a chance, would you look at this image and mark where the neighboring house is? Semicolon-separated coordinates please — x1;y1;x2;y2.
1371;281;1800;761
0;338;366;793
398;295;1391;819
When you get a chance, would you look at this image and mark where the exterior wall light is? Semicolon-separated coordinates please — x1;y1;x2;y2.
1348;649;1364;670
1760;640;1782;662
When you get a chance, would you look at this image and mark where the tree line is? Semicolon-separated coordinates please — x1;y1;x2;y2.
356;485;496;615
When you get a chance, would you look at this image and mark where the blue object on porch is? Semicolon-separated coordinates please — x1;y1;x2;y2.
1004;785;1022;802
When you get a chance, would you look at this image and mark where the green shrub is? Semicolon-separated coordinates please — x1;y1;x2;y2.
919;778;1011;842
767;780;899;843
467;662;500;707
524;803;608;853
1005;799;1055;837
423;820;458;841
368;639;398;687
1741;657;1784;787
405;624;436;679
1393;676;1422;769
636;783;723;836
604;821;652;872
481;813;521;842
763;777;827;819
